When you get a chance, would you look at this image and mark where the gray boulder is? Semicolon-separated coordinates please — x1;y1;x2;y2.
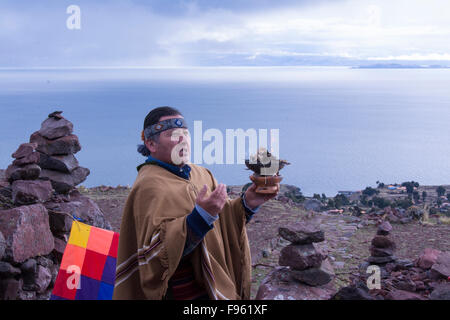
430;251;450;280
332;282;374;300
279;224;325;244
429;283;450;300
290;258;335;286
34;265;52;293
279;243;326;270
12;152;40;166
370;245;395;257
39;153;79;173
367;255;397;264
40;166;89;194
0;204;54;263
377;221;392;236
30;132;81;155
371;235;396;250
39;116;73;140
255;266;337;300
0;261;22;278
11;179;53;205
11;143;38;159
45;190;111;230
5;163;41;182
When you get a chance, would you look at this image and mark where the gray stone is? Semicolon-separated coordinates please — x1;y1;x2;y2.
18;290;36;300
52;237;67;263
417;248;442;270
12;143;38;159
279;243;326;270
39;153;79;173
20;259;37;274
12;179;53;205
255;266;337;300
0;261;22;277
370;245;395;257
290;259;335;286
40;166;89;194
377;221;392;235
45;190;111;230
30;132;81;155
0;278;21;300
35;265;52;293
39;116;73;140
429;283;450;300
332;283;374;300
47;209;73;233
49;263;60;287
5;163;41;182
430;251;450;280
279;224;325;244
0;204;54;263
395;279;416;292
20;258;37;291
371;235;396;249
36;256;54;268
12;152;40;166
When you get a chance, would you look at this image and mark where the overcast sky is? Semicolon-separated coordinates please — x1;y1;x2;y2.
1;0;450;67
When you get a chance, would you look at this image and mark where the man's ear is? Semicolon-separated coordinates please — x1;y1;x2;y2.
145;139;157;153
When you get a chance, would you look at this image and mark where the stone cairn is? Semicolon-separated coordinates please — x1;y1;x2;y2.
255;224;336;300
0;111;110;300
333;221;450;300
367;221;397;266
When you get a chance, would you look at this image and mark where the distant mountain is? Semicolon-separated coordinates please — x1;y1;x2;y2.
354;63;450;69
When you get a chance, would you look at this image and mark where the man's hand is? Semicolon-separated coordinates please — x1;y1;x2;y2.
244;183;279;210
196;184;228;216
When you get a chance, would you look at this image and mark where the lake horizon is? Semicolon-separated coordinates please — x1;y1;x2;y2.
1;66;449;197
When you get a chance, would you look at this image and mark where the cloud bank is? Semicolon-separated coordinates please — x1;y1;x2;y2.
1;0;450;67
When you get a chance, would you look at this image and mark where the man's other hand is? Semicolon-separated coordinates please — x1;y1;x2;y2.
196;183;228;216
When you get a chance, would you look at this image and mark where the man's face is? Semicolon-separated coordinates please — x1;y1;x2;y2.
145;115;191;166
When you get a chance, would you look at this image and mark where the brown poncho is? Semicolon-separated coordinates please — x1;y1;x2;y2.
112;163;252;300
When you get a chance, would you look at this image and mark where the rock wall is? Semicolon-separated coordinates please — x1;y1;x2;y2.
0;111;111;300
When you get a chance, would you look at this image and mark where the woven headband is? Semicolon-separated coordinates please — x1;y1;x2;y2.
142;118;188;141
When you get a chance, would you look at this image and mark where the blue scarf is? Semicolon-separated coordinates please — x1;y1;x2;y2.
145;155;191;180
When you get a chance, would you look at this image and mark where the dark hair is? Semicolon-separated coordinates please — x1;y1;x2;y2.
137;106;183;156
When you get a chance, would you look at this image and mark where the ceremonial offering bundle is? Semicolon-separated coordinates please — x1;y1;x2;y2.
245;147;290;194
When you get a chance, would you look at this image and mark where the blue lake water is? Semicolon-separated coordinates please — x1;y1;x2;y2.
0;67;449;196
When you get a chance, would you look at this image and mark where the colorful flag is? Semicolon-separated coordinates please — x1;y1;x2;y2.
51;220;119;300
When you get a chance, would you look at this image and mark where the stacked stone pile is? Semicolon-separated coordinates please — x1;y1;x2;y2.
255;224;336;300
29;111;89;194
0;111;111;300
366;221;397;265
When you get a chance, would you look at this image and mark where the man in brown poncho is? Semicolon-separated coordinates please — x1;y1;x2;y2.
113;107;278;300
